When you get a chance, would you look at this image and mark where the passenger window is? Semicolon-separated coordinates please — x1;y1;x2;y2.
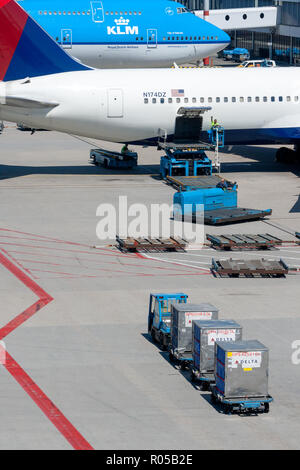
295;96;299;102
192;98;196;103
216;97;220;102
263;97;267;102
152;98;156;104
240;97;244;102
176;98;181;103
144;98;148;104
168;98;173;103
224;97;228;103
255;97;260;102
200;97;204;103
208;97;212;103
160;98;165;104
184;98;188;103
286;96;291;101
247;97;252;102
271;96;275;102
279;96;283;102
232;97;236;102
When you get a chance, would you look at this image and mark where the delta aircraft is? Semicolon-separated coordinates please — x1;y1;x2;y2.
17;0;230;68
1;0;300;163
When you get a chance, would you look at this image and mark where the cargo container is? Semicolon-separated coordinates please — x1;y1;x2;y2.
192;319;242;388
170;303;219;368
212;340;272;413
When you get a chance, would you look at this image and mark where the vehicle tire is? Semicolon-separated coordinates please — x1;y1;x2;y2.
151;328;156;343
264;403;270;413
159;333;167;351
276;147;296;164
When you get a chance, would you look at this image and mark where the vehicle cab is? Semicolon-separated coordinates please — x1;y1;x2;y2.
148;293;188;349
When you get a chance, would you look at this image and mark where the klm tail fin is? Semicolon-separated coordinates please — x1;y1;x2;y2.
0;0;90;82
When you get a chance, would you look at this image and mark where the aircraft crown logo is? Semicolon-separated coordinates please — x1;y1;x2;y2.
115;17;130;26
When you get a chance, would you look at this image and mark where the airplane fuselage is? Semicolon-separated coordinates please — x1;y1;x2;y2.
19;0;230;68
1;67;300;145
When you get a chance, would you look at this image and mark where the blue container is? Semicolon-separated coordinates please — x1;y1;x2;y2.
174;187;237;218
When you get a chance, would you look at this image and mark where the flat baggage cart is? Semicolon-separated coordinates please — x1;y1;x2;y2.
211;386;273;414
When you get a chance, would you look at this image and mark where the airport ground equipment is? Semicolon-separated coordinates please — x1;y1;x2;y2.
223;47;250;61
90;148;138;170
159;144;213;179
148;293;188;350
172;175;272;225
213;340;273;414
207;233;283;250
116;236;187;253
170;303;219;369
232;48;250;62
191;320;242;390
212;257;289;278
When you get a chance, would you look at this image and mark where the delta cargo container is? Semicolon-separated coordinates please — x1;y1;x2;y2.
215;340;269;398
171;303;219;354
192;319;242;374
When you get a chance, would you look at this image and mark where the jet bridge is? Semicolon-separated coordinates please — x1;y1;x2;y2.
195;7;278;31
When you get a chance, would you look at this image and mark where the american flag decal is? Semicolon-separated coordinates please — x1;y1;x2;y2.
171;89;185;97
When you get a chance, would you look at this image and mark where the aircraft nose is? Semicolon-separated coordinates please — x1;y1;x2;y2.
198;22;231;58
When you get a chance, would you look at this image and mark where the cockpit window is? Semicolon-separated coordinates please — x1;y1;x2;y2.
177;7;189;13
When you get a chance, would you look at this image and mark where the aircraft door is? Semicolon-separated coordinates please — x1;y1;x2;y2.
107;89;124;118
91;1;104;23
61;29;72;49
147;29;158;49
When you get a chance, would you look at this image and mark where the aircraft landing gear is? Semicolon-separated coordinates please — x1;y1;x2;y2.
275;146;300;164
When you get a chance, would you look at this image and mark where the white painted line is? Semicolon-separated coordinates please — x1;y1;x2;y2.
142;253;211;271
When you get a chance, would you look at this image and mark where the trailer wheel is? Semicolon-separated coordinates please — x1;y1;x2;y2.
201;381;209;391
169;351;175;363
151;328;156;344
159;333;167;351
264;403;270;413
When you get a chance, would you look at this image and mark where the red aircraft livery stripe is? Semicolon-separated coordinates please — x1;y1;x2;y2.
0;0;28;81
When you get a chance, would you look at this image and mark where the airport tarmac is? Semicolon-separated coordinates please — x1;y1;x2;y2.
0;124;299;450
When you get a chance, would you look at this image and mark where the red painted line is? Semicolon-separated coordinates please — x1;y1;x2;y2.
2;347;93;450
0;250;52;300
0;298;50;340
0;249;94;450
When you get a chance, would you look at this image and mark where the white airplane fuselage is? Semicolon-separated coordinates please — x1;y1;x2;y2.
1;67;300;145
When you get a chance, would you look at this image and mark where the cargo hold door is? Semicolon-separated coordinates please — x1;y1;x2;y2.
107;89;124;118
